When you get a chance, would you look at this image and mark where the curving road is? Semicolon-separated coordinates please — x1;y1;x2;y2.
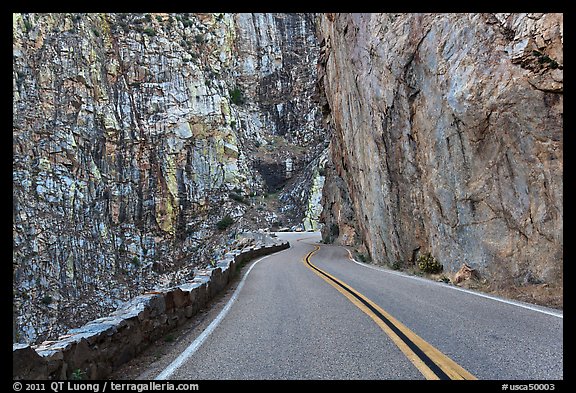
131;232;563;380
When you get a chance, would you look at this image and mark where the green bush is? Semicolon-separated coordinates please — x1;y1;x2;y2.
391;260;402;270
532;50;559;69
41;295;53;305
229;87;245;105
143;27;156;36
164;334;175;343
71;368;86;380
417;252;443;274
216;215;234;230
229;192;248;204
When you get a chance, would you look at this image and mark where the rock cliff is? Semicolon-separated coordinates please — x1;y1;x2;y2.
14;12;563;344
318;13;562;301
13;13;326;343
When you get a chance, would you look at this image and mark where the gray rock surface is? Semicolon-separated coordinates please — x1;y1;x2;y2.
13;238;289;380
318;14;562;292
13;13;326;344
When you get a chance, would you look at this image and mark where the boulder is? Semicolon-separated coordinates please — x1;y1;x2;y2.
454;263;481;284
13;344;48;380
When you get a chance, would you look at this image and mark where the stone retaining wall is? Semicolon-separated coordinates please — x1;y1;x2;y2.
13;240;290;380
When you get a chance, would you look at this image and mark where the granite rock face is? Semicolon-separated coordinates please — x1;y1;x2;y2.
318;14;562;291
13;237;289;380
13;13;326;343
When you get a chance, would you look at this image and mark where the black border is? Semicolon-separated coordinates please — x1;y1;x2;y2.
8;8;570;387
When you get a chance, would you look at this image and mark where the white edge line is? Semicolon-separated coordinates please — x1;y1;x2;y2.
155;252;278;380
344;249;563;319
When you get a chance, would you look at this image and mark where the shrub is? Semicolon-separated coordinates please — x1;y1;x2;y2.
356;251;371;263
216;215;234;230
532;50;560;69
417;252;443;274
194;34;205;44
330;223;340;237
143;27;156;37
391;260;402;270
71;368;86;380
229;87;245;105
41;295;53;305
229;192;248;204
164;334;175;343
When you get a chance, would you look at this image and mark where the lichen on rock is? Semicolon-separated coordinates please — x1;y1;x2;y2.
13;12;327;343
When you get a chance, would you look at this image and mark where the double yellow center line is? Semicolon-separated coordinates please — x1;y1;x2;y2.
303;245;476;380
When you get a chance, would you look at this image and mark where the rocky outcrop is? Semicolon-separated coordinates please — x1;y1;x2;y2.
13;13;326;344
13;238;289;380
318;14;563;294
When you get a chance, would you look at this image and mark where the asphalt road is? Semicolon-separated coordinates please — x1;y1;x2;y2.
135;232;563;380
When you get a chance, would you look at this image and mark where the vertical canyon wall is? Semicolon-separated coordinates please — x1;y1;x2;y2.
13;13;326;343
318;13;562;292
14;11;563;344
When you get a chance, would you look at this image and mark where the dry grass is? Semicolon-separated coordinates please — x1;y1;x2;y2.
486;283;563;310
424;270;563;310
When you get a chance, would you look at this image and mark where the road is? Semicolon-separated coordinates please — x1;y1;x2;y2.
125;232;563;380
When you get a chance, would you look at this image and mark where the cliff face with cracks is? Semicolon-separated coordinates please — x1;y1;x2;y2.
13;12;327;343
14;12;562;344
318;13;562;302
